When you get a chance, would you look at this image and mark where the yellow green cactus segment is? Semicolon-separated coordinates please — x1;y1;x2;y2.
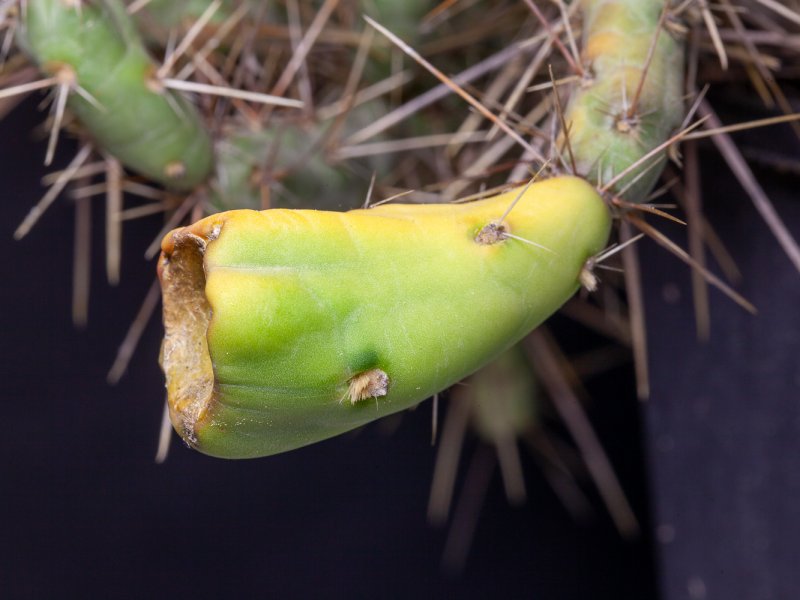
159;176;610;458
22;0;213;190
565;0;684;201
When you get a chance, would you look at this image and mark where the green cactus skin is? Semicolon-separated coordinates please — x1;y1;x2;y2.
22;0;213;190
212;125;368;212
564;0;684;201
158;176;610;458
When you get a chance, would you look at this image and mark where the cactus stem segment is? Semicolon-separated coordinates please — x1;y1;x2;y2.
24;0;215;189
156;177;611;458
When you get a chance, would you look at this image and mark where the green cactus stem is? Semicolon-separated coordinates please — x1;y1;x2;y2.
158;176;610;458
563;0;684;201
22;0;213;190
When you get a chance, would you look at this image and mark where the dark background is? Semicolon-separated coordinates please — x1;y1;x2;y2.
642;123;800;599
3;92;799;598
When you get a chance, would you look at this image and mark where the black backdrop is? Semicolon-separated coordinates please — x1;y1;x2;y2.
642;144;800;598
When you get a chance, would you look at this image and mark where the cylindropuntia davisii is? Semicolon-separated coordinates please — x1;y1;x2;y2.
159;176;610;458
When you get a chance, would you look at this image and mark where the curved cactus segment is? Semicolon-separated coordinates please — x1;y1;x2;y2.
564;0;684;201
158;176;611;458
22;0;213;190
